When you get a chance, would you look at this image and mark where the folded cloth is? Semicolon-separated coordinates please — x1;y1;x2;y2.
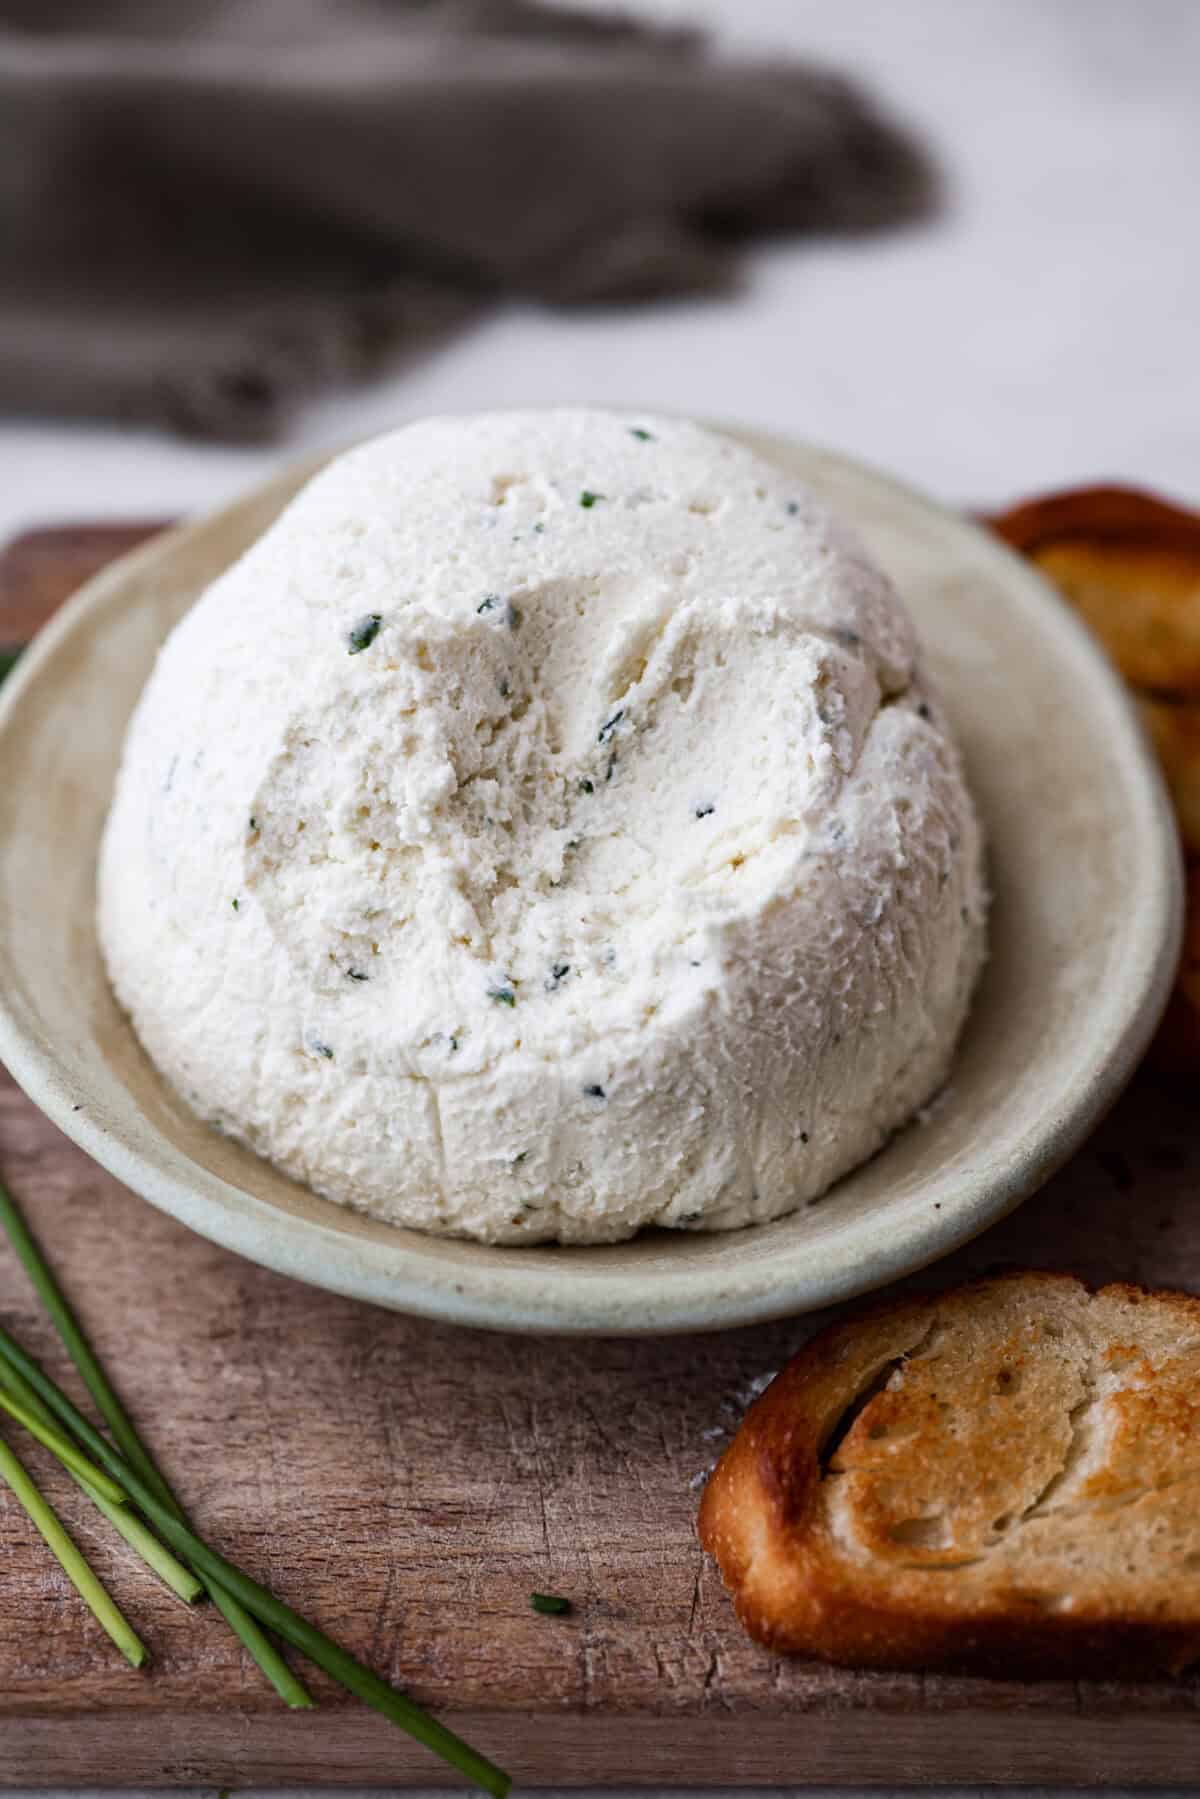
0;0;935;441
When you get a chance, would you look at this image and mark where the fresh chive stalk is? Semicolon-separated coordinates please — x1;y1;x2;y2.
0;1386;126;1501
89;1491;203;1604
0;1433;146;1668
0;1179;309;1703
0;1324;509;1798
205;1577;312;1707
0;1175;311;1709
83;1481;202;1604
0;1180;509;1792
0;1178;169;1498
0;1358;201;1604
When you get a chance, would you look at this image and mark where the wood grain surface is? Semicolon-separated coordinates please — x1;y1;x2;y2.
1;528;1199;1788
0;522;166;644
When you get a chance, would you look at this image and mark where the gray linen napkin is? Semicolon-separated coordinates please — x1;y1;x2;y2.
0;0;934;441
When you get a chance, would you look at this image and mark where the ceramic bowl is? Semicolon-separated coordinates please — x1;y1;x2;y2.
0;428;1182;1333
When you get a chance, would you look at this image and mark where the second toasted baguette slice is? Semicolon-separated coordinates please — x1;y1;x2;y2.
699;1271;1200;1678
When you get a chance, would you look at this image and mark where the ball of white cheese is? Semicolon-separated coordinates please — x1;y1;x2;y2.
99;412;986;1244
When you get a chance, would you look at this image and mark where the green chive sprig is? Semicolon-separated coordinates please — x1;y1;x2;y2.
0;1175;309;1709
0;1385;126;1501
0;1177;509;1795
0;1434;146;1668
0;1356;200;1604
0;1321;508;1795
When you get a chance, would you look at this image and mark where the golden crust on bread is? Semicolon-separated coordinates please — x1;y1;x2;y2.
991;486;1200;694
698;1272;1200;1678
989;484;1200;1067
1036;543;1200;694
992;485;1200;558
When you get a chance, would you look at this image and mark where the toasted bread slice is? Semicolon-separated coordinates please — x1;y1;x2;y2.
699;1272;1200;1678
988;485;1200;1068
990;486;1200;694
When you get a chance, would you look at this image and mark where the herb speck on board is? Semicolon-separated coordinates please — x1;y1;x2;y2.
579;490;604;509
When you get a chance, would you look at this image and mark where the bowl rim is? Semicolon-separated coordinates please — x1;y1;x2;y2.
0;428;1184;1334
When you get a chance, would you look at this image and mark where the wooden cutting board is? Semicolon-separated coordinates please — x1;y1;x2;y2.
1;526;1198;1788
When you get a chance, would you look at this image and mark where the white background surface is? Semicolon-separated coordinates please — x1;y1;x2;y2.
4;0;1198;1794
1;0;1198;544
